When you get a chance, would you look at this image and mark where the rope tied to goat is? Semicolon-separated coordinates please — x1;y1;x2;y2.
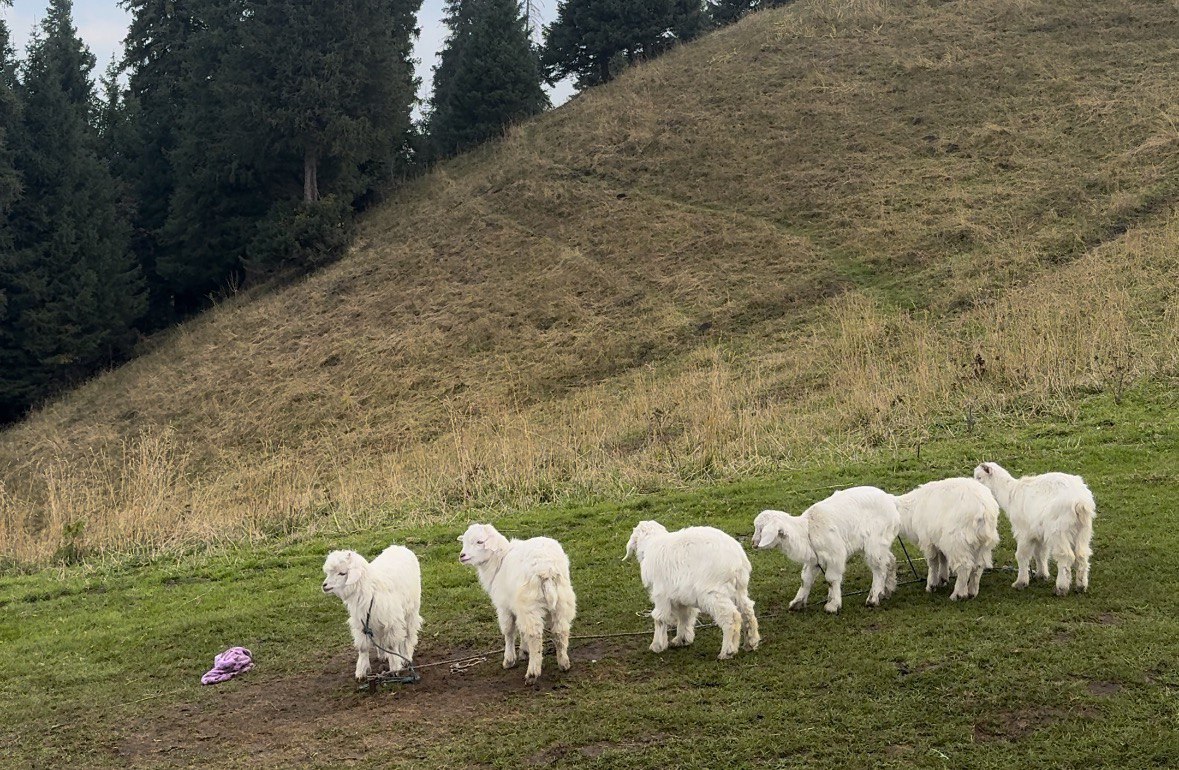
360;596;421;687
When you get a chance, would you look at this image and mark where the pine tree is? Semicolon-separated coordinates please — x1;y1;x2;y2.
0;3;19;221
121;0;201;325
709;0;792;28
96;58;139;229
232;0;421;205
709;0;755;26
0;0;146;419
428;0;548;159
542;0;704;89
154;0;270;308
0;2;24;391
673;0;709;41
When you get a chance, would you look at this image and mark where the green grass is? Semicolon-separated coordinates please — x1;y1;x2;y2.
4;386;1177;768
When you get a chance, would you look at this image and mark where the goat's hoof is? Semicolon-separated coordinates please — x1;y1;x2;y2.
502;658;518;670
824;603;841;614
524;675;539;685
788;600;806;611
744;639;760;652
1012;580;1028;590
649;643;667;654
558;660;571;672
1054;586;1069;597
718;651;736;660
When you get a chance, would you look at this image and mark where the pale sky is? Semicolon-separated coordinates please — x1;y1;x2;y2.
3;0;574;114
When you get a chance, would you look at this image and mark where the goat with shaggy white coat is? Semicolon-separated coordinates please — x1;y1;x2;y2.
322;545;422;680
893;478;1000;600
459;523;576;682
974;462;1095;595
753;486;900;613
624;522;759;659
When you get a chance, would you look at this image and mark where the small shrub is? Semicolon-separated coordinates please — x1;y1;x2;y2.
245;196;354;276
54;520;87;565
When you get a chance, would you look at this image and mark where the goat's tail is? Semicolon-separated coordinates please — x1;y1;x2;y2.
540;574;561;613
540;571;577;629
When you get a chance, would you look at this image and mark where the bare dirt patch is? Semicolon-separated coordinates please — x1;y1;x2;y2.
115;638;634;768
973;706;1097;743
1087;680;1123;697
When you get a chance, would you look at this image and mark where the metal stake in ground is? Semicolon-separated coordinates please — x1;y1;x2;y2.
359;596;421;689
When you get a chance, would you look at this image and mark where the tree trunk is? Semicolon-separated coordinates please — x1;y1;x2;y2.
303;146;319;203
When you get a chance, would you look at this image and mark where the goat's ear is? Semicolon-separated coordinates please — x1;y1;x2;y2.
344;555;363;586
980;463;991;475
756;523;780;549
623;535;636;561
484;528;508;553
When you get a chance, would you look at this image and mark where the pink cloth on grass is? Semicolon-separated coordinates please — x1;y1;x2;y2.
201;646;254;685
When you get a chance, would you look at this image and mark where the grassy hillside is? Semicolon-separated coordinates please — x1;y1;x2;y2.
2;0;1178;565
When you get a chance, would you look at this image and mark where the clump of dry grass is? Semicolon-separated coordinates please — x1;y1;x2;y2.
2;0;1178;563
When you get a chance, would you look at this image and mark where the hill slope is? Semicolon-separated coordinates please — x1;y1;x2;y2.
2;0;1179;562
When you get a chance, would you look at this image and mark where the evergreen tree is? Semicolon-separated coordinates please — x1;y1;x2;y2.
673;0;709;41
709;0;792;28
232;0;421;205
0;3;23;377
0;0;146;419
120;0;200;325
0;3;19;221
96;58;139;227
542;0;705;89
428;0;548;159
708;0;755;26
154;0;270;308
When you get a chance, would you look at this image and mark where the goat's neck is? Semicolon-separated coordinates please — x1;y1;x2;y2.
475;551;506;592
345;565;374;614
988;473;1016;509
783;515;818;565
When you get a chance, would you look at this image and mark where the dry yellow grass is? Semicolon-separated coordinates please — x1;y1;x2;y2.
1;0;1178;563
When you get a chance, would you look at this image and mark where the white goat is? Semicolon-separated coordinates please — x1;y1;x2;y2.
974;462;1096;595
753;486;900;613
459;523;576;682
321;545;422;680
623;522;759;659
893;478;1000;600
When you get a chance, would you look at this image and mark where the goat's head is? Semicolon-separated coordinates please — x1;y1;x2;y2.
623;520;667;562
322;549;365;596
753;510;790;550
974;462;1000;485
459;523;508;566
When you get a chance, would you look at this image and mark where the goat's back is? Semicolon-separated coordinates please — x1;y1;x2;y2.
639;526;750;599
368;544;422;603
896;477;1000;553
1008;472;1096;532
806;486;900;551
